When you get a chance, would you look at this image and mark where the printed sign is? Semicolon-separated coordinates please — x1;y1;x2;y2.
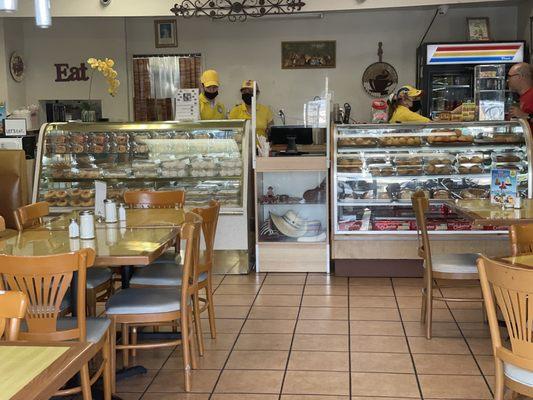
172;89;200;121
55;62;90;82
427;42;524;65
4;118;27;137
94;180;107;218
491;168;518;207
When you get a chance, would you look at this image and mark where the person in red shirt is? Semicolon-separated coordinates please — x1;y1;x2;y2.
508;62;533;118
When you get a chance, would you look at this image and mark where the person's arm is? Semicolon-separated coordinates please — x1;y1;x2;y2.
403;109;431;123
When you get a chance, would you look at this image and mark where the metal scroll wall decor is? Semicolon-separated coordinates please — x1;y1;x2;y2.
171;0;306;22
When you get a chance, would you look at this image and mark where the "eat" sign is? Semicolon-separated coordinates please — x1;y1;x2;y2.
55;63;90;82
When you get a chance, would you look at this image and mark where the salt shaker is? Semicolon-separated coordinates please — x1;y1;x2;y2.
80;210;96;239
68;218;79;238
104;199;118;223
118;203;127;222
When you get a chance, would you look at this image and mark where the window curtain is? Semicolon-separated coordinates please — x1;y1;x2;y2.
133;55;201;121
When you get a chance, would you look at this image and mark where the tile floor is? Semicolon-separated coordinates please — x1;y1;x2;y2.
111;273;529;400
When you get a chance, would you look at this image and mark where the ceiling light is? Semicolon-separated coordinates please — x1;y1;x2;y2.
35;0;51;28
0;0;18;12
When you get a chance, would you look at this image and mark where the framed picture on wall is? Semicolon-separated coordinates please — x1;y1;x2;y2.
467;17;491;41
281;41;336;69
154;19;178;48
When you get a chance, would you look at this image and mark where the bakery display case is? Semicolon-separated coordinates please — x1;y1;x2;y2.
254;157;329;272
332;120;532;266
33;120;253;265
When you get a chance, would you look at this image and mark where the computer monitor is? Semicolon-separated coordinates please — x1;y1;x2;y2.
269;126;313;154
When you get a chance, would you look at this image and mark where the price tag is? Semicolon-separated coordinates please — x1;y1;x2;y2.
4;118;26;137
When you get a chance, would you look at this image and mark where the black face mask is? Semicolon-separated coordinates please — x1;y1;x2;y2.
242;93;253;106
410;100;422;113
204;91;218;100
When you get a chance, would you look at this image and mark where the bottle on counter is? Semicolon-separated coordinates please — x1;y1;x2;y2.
118;203;127;222
104;199;118;223
69;218;80;238
80;210;96;240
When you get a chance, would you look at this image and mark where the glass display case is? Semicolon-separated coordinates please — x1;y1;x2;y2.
475;65;506;121
333;120;532;236
33;120;248;213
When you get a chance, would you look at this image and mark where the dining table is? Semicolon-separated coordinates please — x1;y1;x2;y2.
0;341;97;400
445;198;533;227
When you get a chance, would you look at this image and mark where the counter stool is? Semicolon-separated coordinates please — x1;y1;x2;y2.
0;248;112;400
105;213;201;393
14;202;114;316
0;290;28;340
129;200;221;355
412;191;483;339
477;255;533;400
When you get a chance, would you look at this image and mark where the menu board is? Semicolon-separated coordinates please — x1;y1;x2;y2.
491;168;518;206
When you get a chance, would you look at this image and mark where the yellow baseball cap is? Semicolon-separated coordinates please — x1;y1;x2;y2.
397;85;422;97
241;80;259;92
201;70;219;87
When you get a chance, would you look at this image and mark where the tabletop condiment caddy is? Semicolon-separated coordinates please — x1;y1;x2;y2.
68;200;127;240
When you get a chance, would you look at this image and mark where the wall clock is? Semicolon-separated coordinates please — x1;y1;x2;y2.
10;52;25;82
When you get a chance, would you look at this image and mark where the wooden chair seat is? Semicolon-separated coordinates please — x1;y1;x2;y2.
0;290;27;340
21;317;111;343
130;263;208;287
87;268;113;289
429;253;480;275
106;288;186;315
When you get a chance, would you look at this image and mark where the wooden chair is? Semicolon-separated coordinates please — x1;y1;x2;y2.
105;212;201;392
0;215;5;232
509;224;533;256
0;249;112;400
124;190;186;262
0;291;28;340
14;202;113;317
412;190;483;339
477;255;533;399
129;201;220;355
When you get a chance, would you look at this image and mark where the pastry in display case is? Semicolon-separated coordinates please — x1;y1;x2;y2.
333;120;532;235
33;120;248;212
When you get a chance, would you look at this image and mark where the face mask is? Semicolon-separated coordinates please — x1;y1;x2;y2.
410;100;422;113
204;91;218;100
242;93;253;105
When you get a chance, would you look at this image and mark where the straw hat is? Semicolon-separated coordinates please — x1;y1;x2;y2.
270;211;307;238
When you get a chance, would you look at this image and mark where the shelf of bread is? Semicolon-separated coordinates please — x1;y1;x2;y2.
333;120;531;235
35;121;248;212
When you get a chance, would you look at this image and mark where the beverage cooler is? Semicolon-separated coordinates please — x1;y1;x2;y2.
417;41;526;120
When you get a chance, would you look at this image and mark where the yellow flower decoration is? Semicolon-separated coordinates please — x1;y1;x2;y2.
87;57;120;97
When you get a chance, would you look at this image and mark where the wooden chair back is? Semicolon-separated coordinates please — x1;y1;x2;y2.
477;255;533;373
0;216;5;232
124;190;185;209
0;249;95;342
0;291;28;340
180;212;202;303
14;201;50;231
509;224;533;256
192;200;220;269
411;190;432;268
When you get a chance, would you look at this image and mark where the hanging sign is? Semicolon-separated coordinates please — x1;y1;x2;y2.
362;42;398;97
427;42;525;65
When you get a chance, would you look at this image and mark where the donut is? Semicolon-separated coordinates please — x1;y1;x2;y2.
69;189;81;197
81;199;95;207
69;198;81;207
44;191;55;200
56;190;67;199
80;190;92;200
56;199;68;207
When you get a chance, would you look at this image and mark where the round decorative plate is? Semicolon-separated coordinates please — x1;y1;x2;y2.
362;61;398;97
10;52;24;82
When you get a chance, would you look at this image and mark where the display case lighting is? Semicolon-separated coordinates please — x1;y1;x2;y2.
0;0;18;12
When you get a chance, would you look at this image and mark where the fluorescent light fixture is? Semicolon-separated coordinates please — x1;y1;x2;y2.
0;0;18;12
34;0;51;28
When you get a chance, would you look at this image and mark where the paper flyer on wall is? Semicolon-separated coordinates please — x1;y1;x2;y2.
490;168;517;206
173;89;200;121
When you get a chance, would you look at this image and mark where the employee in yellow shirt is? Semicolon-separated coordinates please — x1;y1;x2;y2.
388;85;431;123
199;69;226;120
229;80;273;138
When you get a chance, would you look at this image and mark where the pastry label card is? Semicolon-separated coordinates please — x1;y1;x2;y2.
94;180;107;217
491;168;517;207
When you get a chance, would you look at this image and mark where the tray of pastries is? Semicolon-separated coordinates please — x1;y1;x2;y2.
338;137;378;147
338;157;363;173
424;164;454;175
456;163;486;175
426;154;454;166
368;163;394;177
394;156;422;166
396;165;423;176
379;136;421;147
427;129;473;145
491;152;523;163
457;153;484;164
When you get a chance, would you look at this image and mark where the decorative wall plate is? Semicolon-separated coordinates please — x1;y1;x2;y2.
10;52;24;82
362;42;398;97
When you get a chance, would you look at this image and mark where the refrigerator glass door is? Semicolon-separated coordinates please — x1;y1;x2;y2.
429;71;473;119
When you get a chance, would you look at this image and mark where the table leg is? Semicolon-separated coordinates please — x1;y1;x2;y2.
120;266;133;289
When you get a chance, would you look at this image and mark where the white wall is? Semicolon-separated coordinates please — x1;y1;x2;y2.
517;0;532;45
4;18;26;112
22;17;129;120
17;3;518;123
